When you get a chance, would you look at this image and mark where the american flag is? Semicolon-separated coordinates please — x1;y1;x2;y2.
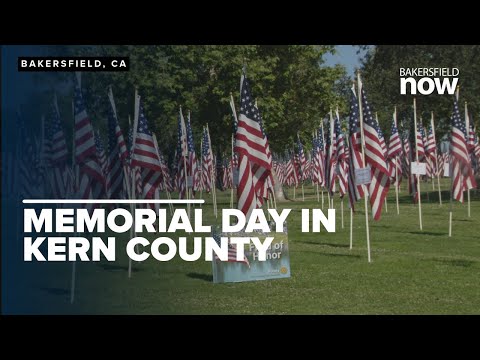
425;126;436;159
127;125;143;198
223;157;232;189
176;109;188;199
377;121;387;156
437;151;445;176
334;110;348;198
317;125;325;187
387;117;402;159
48;97;69;199
466;124;475;149
297;134;306;181
202;127;212;193
467;123;479;174
131;99;163;199
285;151;297;187
212;231;250;268
387;116;402;182
273;160;285;186
425;125;437;178
347;87;365;211
74;74;105;208
416;122;426;161
158;152;173;192
234;74;272;219
359;79;390;220
186;112;199;194
18;115;43;199
106;91;128;199
325;116;337;196
254;103;274;203
94;131;108;181
450;99;476;202
473;127;480;161
311;136;321;185
402;129;411;178
215;150;225;191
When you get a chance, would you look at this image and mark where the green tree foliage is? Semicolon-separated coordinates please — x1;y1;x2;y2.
358;45;480;138
38;45;346;156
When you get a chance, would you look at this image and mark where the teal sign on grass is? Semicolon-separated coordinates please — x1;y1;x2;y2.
211;222;291;283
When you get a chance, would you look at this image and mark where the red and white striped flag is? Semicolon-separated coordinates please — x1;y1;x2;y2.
234;74;272;219
450;99;476;202
131;99;163;199
73;74;105;210
334;109;348;198
359;78;390;220
201;127;212;193
387;114;402;183
347;86;365;211
326;115;337;196
49;95;69;199
176;108;188;199
106;89;128;199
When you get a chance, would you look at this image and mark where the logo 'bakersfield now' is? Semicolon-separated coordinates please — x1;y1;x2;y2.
400;67;459;95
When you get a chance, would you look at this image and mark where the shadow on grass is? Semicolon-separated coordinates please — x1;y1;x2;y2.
432;259;475;267
298;241;350;249
187;272;213;282
407;231;444;236
97;263;141;273
40;287;69;296
295;250;361;259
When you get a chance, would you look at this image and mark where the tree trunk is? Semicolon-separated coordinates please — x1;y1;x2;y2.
272;168;287;202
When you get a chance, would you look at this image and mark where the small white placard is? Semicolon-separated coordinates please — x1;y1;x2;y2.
355;167;371;185
233;169;239;186
443;164;450;177
411;162;427;175
187;176;193;188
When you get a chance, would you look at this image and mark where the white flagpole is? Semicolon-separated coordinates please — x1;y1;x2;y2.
152;133;173;215
449;89;459;236
230;133;234;208
314;130;319;202
465;102;471;217
293;145;297;200
357;72;372;263
207;124;217;218
431;111;442;206
350;207;353;249
341;198;344;229
299;131;304;202
329;109;334;209
376;112;388;214
230;93;239;209
394;107;400;215
128;89;140;278
108;87;131;199
320;121;325;209
200;133;203;203
183;109;191;219
413;98;423;230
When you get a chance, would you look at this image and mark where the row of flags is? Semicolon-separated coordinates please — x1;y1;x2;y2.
12;72;480;224
272;80;479;220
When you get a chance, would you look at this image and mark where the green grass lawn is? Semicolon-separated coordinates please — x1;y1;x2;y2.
14;179;480;314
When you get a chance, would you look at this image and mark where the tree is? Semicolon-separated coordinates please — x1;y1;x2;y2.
33;45;346;157
357;45;480;138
